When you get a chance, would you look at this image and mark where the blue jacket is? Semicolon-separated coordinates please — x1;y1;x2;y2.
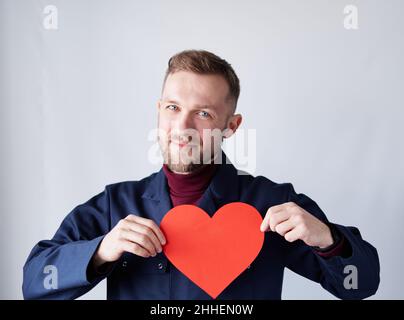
23;156;380;300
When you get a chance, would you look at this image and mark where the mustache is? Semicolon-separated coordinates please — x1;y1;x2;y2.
170;138;199;144
169;133;201;145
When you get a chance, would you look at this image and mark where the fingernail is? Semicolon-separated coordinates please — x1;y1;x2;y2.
157;248;162;253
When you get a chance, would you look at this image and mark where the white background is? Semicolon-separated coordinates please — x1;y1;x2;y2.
1;0;403;299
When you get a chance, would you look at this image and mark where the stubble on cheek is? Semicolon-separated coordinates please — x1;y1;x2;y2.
158;131;219;173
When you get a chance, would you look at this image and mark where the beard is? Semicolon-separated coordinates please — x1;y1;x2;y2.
158;132;222;174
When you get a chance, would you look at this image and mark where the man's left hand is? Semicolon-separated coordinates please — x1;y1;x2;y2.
260;202;334;249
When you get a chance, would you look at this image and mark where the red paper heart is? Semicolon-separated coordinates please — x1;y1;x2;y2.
160;202;264;299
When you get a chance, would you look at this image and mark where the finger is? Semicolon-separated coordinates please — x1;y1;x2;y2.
125;221;162;253
119;229;157;256
274;220;295;237
284;227;302;243
260;202;289;232
126;215;167;245
262;208;292;233
269;202;296;212
269;209;294;232
261;207;277;232
121;240;150;258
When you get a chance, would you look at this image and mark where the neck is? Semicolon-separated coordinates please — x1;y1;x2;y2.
162;163;218;207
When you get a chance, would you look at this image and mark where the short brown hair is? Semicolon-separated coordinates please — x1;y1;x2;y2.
163;50;240;111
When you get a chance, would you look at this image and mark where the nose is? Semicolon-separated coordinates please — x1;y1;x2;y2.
170;112;198;144
173;111;195;132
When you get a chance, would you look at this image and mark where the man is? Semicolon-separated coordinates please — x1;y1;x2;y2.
23;50;380;300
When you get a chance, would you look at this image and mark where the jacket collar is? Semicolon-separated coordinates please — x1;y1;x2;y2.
141;151;240;224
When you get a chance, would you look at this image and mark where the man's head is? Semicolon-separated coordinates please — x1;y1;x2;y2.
157;50;242;173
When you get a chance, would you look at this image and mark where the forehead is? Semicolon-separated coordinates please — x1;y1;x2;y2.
162;71;230;107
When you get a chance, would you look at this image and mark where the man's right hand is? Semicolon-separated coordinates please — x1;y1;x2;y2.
92;215;167;269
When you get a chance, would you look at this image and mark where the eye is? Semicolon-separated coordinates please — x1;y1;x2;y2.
166;105;178;111
198;110;210;118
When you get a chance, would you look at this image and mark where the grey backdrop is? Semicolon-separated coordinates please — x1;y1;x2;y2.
1;0;403;299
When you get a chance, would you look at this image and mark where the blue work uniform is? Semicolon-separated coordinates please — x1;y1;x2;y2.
22;153;380;300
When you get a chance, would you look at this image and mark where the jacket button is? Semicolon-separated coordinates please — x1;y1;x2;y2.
122;260;128;267
157;262;164;270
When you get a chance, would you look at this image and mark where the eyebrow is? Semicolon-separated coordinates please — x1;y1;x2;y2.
163;99;216;110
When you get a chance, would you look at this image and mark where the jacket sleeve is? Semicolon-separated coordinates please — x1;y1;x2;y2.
22;187;113;299
283;184;380;299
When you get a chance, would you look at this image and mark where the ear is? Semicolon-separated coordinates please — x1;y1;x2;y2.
223;114;242;139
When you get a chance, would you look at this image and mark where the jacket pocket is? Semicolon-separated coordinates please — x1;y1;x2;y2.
108;252;170;299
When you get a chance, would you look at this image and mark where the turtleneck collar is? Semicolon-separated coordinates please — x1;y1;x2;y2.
162;163;218;207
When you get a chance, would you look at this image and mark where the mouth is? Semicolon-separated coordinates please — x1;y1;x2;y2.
170;140;202;149
170;141;189;148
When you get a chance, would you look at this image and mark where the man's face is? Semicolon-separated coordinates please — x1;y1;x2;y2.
157;71;241;173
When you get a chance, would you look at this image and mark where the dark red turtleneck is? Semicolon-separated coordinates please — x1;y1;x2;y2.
162;164;218;207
